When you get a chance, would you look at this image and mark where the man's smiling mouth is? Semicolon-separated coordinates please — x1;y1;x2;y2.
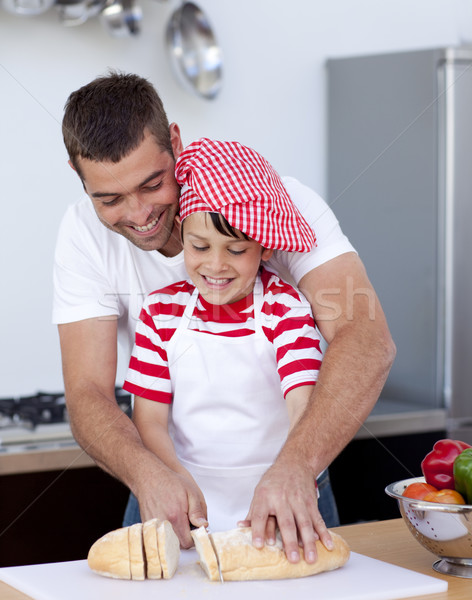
132;215;160;232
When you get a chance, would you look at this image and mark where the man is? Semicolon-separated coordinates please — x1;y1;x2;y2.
54;72;395;565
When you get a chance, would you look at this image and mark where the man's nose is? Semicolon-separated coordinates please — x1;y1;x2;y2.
126;194;152;225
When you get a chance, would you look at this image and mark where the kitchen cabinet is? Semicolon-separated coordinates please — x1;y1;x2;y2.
0;466;129;567
329;430;446;524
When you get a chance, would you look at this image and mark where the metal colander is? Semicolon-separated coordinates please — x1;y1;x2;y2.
385;476;472;578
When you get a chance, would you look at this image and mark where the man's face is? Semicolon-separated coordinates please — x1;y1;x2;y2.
77;129;183;256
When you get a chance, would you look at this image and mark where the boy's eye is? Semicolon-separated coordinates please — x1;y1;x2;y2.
228;248;246;256
192;244;208;252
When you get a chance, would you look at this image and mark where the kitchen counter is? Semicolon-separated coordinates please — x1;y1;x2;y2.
0;518;466;600
0;401;446;476
355;399;446;440
337;519;466;599
0;444;94;475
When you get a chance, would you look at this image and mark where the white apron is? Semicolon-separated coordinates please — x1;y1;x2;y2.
166;277;290;531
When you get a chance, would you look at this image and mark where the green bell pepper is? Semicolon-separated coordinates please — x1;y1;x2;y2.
453;447;472;504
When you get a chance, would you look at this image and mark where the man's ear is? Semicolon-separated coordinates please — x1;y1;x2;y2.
261;247;274;261
68;159;86;191
170;122;184;159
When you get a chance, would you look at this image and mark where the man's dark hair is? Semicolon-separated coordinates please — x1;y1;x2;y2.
62;71;172;177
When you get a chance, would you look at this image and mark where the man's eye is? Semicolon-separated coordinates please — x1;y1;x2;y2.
147;182;162;191
102;198;120;206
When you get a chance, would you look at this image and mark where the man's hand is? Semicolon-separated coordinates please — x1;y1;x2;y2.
137;466;208;548
241;457;333;564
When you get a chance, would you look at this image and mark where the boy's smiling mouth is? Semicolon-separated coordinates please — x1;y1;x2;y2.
202;275;233;286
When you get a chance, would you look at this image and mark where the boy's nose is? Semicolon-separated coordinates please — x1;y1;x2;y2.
208;251;228;272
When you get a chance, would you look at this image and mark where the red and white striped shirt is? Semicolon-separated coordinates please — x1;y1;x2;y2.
124;268;322;403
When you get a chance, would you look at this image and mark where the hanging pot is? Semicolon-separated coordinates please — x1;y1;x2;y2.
2;0;54;15
55;0;104;27
99;0;142;37
166;1;223;100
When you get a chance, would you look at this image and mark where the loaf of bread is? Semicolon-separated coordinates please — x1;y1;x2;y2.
87;518;179;580
89;520;350;583
192;526;350;581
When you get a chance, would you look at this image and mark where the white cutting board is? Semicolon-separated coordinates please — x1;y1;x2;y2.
0;550;447;600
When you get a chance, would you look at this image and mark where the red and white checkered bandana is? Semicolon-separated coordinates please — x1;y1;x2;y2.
175;138;316;252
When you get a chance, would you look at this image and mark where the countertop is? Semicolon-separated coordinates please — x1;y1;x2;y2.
0;445;94;475
0;398;446;476
0;519;466;600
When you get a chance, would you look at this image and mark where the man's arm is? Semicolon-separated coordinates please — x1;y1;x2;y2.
247;252;396;562
58;317;208;547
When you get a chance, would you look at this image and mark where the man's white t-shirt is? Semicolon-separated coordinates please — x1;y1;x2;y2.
52;177;355;359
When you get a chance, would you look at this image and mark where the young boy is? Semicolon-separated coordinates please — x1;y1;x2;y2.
123;138;324;532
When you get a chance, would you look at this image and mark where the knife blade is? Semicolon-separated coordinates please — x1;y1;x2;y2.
208;529;224;583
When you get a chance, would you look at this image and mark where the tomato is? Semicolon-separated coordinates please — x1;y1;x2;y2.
402;482;437;500
423;489;466;504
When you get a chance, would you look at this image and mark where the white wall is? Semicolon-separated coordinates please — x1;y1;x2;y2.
0;0;469;396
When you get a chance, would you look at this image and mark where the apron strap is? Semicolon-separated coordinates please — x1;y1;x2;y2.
179;273;264;335
180;285;200;331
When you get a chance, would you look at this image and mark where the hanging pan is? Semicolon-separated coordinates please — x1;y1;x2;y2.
166;1;223;100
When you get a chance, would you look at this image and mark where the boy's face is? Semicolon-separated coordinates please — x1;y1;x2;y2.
182;212;273;305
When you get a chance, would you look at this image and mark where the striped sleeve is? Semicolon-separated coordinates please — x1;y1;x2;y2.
123;281;193;403
260;269;322;397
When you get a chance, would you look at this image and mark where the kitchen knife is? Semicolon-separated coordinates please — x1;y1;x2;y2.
208;528;224;583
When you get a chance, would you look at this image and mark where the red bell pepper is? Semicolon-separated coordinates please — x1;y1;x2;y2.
421;439;471;490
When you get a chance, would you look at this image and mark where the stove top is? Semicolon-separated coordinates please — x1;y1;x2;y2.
0;388;132;453
0;392;67;430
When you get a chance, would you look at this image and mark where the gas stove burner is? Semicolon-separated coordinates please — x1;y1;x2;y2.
22;393;67;425
0;398;15;428
0;392;67;430
0;388;133;453
0;388;132;432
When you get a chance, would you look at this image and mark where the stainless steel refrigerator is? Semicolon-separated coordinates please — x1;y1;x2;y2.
327;47;472;444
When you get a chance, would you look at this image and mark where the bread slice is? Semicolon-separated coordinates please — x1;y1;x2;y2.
143;518;162;579
87;526;131;579
129;522;145;580
157;520;180;579
205;527;350;581
88;519;180;580
191;526;220;582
